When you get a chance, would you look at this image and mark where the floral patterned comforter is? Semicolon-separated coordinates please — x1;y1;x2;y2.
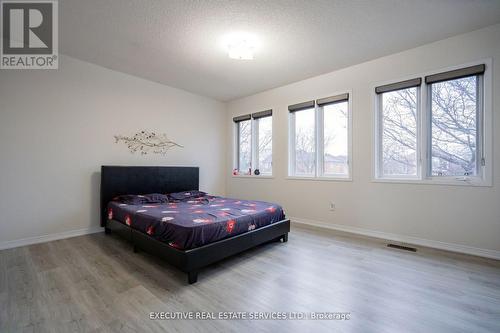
107;193;285;250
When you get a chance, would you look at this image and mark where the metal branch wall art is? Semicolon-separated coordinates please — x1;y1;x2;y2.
114;131;183;155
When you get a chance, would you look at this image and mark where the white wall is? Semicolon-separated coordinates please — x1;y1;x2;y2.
226;24;500;255
1;25;498;255
0;55;226;246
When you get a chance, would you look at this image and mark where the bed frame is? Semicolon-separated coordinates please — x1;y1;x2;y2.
100;166;290;284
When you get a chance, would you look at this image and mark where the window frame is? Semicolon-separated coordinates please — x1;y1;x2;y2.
288;105;316;177
373;59;492;186
425;75;484;181
375;85;422;180
254;115;273;175
233;111;273;177
235;118;252;174
288;91;353;181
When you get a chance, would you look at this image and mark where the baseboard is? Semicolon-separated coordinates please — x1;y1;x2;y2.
290;217;500;260
0;226;103;250
3;219;498;261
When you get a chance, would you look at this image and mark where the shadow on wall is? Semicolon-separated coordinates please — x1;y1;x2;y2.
91;171;101;229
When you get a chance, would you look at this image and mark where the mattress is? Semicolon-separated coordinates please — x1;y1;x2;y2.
107;194;285;250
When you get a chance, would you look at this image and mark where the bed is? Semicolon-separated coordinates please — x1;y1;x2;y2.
100;166;290;284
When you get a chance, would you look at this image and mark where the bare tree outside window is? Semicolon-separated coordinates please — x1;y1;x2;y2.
294;108;315;175
380;76;479;178
238;120;251;173
381;87;418;176
431;76;478;176
257;117;272;174
323;102;349;175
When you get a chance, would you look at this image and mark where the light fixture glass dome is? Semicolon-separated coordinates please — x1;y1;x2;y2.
220;32;259;60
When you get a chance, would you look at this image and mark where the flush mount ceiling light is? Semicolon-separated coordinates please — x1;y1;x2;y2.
220;32;260;60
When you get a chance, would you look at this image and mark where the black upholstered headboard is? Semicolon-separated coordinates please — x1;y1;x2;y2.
100;166;199;227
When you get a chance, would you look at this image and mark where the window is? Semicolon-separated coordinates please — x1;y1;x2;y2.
237;119;252;174
289;93;351;179
292;106;316;176
323;101;349;176
429;76;479;177
233;110;273;175
374;63;490;185
376;80;420;178
256;115;273;174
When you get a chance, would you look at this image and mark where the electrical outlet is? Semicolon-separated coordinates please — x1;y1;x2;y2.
329;201;336;211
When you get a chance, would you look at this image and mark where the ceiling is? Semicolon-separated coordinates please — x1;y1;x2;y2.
60;0;500;101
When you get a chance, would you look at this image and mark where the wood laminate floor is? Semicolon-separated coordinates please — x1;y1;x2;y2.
1;224;500;333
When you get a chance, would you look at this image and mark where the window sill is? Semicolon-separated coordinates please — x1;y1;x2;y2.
286;176;352;182
372;177;492;187
231;175;274;179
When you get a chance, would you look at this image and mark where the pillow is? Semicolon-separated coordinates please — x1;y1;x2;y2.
113;193;169;205
168;190;207;201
